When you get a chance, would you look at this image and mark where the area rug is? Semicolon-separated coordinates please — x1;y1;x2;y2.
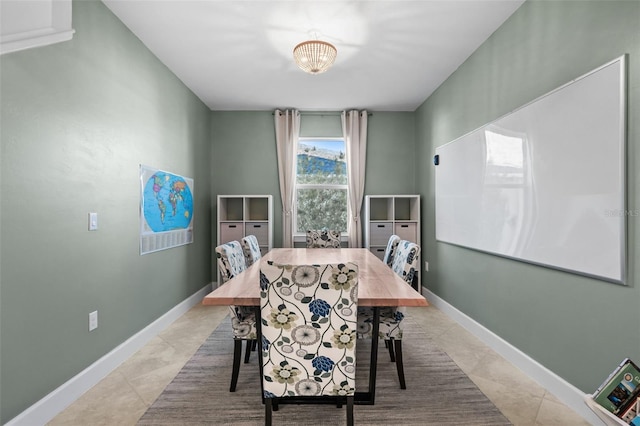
138;317;511;425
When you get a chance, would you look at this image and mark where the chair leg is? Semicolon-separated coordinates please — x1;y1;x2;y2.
252;339;258;351
394;339;406;389
244;339;252;363
230;339;242;392
387;339;396;362
265;398;272;426
346;396;354;426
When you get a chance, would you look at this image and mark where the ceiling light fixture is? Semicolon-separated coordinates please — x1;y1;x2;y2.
293;40;337;74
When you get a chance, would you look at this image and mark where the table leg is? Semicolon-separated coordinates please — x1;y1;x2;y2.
254;306;264;403
369;306;380;404
355;306;379;405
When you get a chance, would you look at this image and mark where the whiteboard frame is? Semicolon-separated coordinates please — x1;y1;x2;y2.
434;55;627;284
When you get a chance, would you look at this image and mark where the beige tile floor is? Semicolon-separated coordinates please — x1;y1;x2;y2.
48;304;591;426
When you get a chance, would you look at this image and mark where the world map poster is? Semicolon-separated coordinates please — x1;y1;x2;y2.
140;165;194;255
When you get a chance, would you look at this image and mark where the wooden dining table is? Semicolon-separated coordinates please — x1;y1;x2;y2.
202;247;428;404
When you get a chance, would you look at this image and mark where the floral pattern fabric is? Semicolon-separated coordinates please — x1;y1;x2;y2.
357;306;404;339
357;240;420;340
215;241;256;339
216;241;247;282
390;240;420;285
306;229;342;248
241;234;262;266
260;262;358;398
382;234;401;267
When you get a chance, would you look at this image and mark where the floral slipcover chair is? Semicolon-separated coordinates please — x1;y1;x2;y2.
306;229;342;248
215;241;257;392
259;261;358;426
382;234;401;267
357;239;420;390
241;234;262;266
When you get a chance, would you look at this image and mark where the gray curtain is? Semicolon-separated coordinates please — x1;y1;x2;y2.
342;110;368;248
274;109;300;248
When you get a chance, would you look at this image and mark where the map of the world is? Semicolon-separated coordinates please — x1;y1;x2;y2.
140;166;194;254
143;172;193;231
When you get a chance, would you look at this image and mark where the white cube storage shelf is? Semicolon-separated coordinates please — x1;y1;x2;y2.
216;195;273;286
364;195;421;289
217;194;273;253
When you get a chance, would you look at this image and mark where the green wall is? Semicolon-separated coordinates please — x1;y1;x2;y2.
0;0;212;422
5;0;634;421
210;111;416;250
415;0;640;392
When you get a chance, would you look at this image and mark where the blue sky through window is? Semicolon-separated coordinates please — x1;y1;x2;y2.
299;139;344;152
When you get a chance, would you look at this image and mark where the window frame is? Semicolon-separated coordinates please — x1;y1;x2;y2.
293;137;350;242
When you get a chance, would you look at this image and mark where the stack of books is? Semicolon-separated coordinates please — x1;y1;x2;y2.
591;358;640;425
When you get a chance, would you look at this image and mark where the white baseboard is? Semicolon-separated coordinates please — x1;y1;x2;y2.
422;288;605;426
8;284;604;425
6;284;213;426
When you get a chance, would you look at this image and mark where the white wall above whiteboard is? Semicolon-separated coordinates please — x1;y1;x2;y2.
434;55;627;284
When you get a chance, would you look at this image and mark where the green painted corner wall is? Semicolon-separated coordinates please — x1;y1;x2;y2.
415;0;640;392
3;0;637;421
210;111;416;251
0;0;212;422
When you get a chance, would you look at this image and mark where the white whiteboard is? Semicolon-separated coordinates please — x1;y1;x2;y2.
435;56;626;284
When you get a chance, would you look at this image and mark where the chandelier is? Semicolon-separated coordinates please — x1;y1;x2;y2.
293;40;337;74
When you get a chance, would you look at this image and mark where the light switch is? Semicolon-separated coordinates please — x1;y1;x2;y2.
89;212;98;231
89;311;98;331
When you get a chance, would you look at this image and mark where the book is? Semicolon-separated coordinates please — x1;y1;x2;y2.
594;358;639;398
593;358;640;415
619;397;639;424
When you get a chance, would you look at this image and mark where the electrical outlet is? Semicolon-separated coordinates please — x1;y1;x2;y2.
89;311;98;331
425;261;429;272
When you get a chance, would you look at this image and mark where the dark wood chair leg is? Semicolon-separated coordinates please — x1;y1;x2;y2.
230;339;242;392
394;339;406;389
346;396;354;426
386;338;396;362
265;398;272;426
244;339;252;363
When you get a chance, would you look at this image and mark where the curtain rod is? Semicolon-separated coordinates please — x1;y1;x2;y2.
301;111;342;116
272;111;373;116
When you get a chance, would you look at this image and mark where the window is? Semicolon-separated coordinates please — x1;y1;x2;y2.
294;138;348;235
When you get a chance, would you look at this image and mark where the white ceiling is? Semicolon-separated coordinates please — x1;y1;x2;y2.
102;0;525;111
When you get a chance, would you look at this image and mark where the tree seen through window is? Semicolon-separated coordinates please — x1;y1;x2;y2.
295;139;348;233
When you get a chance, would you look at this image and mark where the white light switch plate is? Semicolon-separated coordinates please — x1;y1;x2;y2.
88;212;98;231
89;311;98;331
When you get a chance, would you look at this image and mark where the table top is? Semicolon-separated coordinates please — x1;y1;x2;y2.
203;248;429;307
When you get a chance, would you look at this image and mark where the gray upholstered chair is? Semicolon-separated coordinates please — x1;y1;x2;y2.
306;229;341;248
382;234;401;267
357;240;420;389
241;234;262;266
215;241;257;392
259;261;358;426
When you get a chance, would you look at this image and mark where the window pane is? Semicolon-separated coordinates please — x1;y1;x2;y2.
297;140;347;185
296;188;347;232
